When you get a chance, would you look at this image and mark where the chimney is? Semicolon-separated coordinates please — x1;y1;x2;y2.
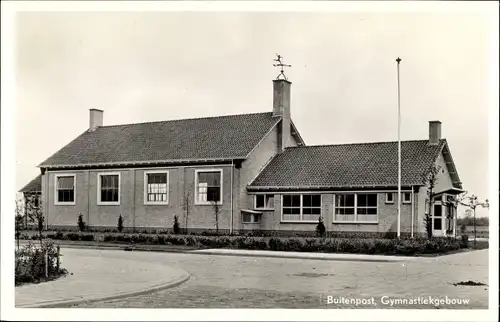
89;109;103;131
273;79;292;152
429;120;441;145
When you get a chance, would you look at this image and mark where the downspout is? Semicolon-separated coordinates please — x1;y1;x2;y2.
44;171;49;230
230;159;234;235
132;170;136;232
411;185;414;238
87;171;91;227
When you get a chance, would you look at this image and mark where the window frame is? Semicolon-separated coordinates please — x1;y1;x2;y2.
254;194;275;210
97;172;121;206
281;194;322;223
242;213;261;224
402;191;412;204
54;174;76;206
385;192;394;204
144;170;170;205
194;169;223;205
333;193;379;224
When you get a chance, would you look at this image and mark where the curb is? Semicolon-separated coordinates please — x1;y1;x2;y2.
19;240;194;253
189;249;415;263
17;270;190;308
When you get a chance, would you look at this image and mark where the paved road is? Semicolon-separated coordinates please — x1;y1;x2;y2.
57;248;488;309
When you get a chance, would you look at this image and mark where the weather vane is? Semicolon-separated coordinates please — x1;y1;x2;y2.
273;53;291;81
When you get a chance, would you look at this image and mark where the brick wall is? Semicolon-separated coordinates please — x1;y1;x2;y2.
45;165;236;231
237;121;299;231
249;192;416;234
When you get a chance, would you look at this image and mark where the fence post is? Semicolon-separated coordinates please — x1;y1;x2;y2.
56;245;60;272
45;251;48;278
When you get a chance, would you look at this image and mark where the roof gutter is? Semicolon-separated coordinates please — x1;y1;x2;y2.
39;157;246;170
247;184;424;191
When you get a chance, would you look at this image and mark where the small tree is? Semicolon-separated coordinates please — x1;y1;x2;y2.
316;216;326;237
183;185;192;234
173;215;180;234
77;213;86;232
25;198;45;247
460;223;467;234
423;212;432;239
15;214;24;250
421;164;441;239
210;199;220;233
457;194;489;248
117;214;124;233
15;197;25;250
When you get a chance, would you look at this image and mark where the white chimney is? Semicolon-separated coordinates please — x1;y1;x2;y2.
89;109;103;131
429;120;441;145
273;79;292;152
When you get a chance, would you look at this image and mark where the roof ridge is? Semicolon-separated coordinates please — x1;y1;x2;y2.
284;139;446;149
99;111;274;129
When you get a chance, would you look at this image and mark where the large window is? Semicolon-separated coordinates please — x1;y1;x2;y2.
195;169;222;204
98;173;120;205
334;193;378;223
55;174;75;205
282;194;321;222
144;171;169;204
254;194;274;210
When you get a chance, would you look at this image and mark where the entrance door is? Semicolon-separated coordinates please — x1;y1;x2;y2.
432;204;443;237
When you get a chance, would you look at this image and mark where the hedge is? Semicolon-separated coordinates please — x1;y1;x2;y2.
20;226;410;238
19;230;471;256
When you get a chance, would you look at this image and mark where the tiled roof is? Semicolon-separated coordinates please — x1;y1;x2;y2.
39;112;280;168
249;139;448;189
19;174;42;193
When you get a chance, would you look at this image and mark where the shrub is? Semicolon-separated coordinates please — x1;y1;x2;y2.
173;215;180;234
80;233;95;242
383;231;397;239
316;216;326;237
460;234;469;248
15;240;67;286
117;215;124;233
77;214;86;232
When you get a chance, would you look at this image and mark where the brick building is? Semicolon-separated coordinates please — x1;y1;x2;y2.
20;78;464;237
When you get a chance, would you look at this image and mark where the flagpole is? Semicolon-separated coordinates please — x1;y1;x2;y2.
396;57;402;238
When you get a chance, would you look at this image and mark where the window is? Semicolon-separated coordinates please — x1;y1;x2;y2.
403;192;412;204
144;171;169;204
254;194;274;210
98;173;120;205
282;194;321;222
242;213;261;223
334;193;378;223
55;174;75;205
433;204;442;230
385;192;394;204
195;169;222;204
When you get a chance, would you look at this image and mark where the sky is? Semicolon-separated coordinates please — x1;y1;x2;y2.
14;7;496;218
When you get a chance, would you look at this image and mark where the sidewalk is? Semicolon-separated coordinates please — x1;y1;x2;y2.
15;247;190;308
